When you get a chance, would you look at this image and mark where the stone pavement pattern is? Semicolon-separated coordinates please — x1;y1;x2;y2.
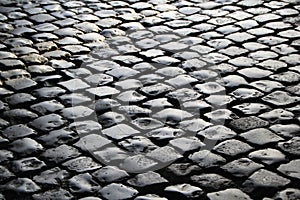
0;0;300;199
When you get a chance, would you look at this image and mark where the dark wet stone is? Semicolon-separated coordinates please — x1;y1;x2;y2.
278;137;300;155
250;80;284;92
232;103;270;115
249;148;286;165
262;91;299;106
222;158;263;177
6;178;40;193
2;124;36;140
269;124;300;138
214;139;253;156
12;157;46;173
100;183;138;200
243;169;290;192
30;114;66;132
42;144;81;163
102;124;140;140
207;188;252;200
189;150;226;168
32;189;73;200
164;184;203;199
0;165;14;182
127;171;167;187
3;109;38;124
69;173;100;194
191;174;234;192
33;167;69;186
62;156;101;173
5;78;37;91
229;116;269;131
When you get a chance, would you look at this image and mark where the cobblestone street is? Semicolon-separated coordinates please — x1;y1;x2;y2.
0;0;300;199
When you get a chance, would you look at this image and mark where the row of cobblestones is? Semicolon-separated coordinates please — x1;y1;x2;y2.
0;0;300;199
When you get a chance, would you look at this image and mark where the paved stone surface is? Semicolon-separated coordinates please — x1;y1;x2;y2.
0;0;299;199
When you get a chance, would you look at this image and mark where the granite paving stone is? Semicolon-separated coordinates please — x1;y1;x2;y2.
0;0;299;199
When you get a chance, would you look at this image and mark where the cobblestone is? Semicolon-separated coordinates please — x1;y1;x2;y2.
0;0;299;199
